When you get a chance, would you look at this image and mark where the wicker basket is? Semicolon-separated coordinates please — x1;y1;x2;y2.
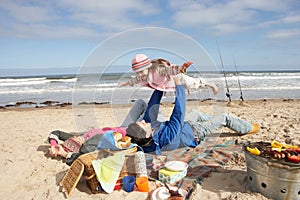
78;147;138;194
60;159;85;197
60;147;138;196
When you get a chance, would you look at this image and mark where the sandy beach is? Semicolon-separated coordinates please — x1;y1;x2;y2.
0;98;299;200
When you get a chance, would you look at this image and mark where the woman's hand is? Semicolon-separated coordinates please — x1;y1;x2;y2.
48;145;67;158
49;145;60;157
56;145;68;158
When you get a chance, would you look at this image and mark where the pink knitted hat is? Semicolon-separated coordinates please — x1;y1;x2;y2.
131;54;152;73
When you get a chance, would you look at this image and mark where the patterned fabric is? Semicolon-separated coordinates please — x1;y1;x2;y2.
150;138;242;193
61;138;82;153
135;151;148;177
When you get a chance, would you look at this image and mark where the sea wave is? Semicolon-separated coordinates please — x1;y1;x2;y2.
0;77;77;86
0;71;299;105
229;86;300;91
226;75;300;81
0;85;299;95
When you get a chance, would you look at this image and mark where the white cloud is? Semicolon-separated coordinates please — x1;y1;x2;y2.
168;0;298;35
267;29;300;39
234;0;291;12
169;1;255;35
170;1;254;26
55;0;159;29
0;0;299;39
210;23;242;35
258;13;300;28
60;0;158;16
0;0;160;39
1;0;58;23
282;14;300;24
2;22;100;39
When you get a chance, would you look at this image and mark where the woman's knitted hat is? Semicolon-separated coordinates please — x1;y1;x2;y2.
131;54;152;73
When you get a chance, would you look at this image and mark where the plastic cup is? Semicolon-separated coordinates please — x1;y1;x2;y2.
136;176;149;192
123;175;136;192
145;153;153;170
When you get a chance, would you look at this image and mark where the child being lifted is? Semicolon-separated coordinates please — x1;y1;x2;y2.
119;54;219;95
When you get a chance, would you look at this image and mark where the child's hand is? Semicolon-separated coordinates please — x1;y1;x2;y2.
180;61;193;73
119;82;129;86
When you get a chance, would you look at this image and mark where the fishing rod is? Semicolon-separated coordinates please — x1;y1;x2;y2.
232;56;244;102
217;43;232;102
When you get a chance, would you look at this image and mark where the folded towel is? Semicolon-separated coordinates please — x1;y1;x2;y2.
92;153;126;193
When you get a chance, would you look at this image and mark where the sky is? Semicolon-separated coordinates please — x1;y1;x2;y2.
0;0;300;76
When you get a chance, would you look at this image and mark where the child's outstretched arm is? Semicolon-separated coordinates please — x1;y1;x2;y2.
118;76;141;87
179;61;193;73
119;81;130;86
204;81;219;95
162;61;193;75
198;78;219;95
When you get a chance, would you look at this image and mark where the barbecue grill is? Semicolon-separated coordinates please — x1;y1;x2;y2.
244;142;300;200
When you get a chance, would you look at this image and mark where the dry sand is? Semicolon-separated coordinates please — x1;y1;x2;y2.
0;99;299;200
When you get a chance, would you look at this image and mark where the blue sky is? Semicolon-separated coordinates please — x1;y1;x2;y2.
0;0;300;76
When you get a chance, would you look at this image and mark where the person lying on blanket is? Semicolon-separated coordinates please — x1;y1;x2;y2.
47;127;127;165
125;74;260;155
47;98;166;165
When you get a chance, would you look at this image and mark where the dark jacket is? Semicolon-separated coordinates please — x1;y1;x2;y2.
48;130;103;165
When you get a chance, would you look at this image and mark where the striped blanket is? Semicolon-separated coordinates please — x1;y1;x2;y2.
150;138;243;194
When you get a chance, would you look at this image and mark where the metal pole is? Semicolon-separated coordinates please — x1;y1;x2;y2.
217;43;231;102
232;56;244;102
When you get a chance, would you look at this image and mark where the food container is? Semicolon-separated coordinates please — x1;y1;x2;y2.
159;161;188;184
244;142;300;200
159;168;187;184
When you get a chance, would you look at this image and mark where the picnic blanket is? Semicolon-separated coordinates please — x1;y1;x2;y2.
150;138;243;194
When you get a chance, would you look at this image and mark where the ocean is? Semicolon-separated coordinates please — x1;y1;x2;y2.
0;71;299;107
